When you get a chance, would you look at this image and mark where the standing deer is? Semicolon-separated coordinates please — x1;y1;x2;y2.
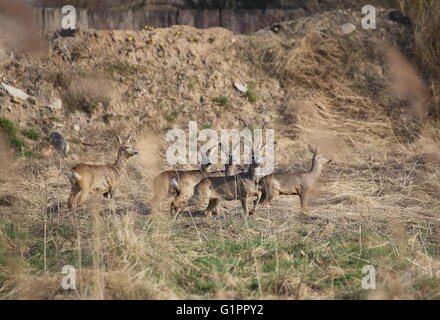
252;144;331;212
66;134;138;209
191;144;264;217
152;143;239;214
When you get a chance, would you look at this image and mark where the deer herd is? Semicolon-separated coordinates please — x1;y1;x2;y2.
66;134;332;217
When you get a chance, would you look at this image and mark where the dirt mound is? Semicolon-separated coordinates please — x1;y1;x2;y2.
0;8;422;164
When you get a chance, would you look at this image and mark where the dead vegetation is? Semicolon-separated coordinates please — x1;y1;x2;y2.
0;7;440;299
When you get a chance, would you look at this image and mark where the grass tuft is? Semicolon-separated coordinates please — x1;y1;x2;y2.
212;96;229;106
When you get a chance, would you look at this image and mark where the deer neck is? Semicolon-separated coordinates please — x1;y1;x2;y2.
225;164;234;176
308;156;322;182
247;166;260;182
113;149;128;172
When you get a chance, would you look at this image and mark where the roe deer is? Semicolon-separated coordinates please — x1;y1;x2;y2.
152;143;238;211
191;144;264;217
253;144;331;212
66;134;138;209
166;143;240;216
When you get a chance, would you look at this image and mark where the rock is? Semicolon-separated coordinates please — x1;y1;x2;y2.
27;88;37;96
389;10;412;27
46;97;62;111
341;23;356;35
49;132;68;155
1;83;30;101
73;124;80;132
233;82;248;94
28;97;37;105
270;23;283;34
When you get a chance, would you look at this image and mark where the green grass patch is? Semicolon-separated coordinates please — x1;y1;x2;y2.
15;149;42;159
164;111;178;123
0;118;40;158
0;117;17;136
27;239;93;271
8;136;26;149
212;96;229;106
70;138;81;144
244;88;257;103
22;129;40;141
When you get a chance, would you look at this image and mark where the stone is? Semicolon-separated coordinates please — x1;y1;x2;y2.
233;82;248;94
341;23;356;35
47;97;62;111
49;131;68;155
1;83;30;101
73;124;80;132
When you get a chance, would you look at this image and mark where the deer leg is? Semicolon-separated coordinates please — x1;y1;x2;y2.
109;187;121;208
170;192;187;216
260;184;278;205
258;187;268;205
268;189;280;203
212;199;220;216
77;187;91;207
204;198;218;217
67;184;80;209
240;196;249;216
299;192;308;209
250;191;262;215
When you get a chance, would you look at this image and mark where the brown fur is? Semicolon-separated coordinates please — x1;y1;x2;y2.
192;153;262;217
67;135;138;209
255;144;331;212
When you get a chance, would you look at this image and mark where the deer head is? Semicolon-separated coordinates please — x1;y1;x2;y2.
117;134;139;158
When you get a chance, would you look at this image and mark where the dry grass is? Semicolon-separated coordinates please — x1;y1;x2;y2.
1;160;440;299
1;9;440;300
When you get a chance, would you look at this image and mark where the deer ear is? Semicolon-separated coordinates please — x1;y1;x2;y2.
126;134;132;144
116;135;123;145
